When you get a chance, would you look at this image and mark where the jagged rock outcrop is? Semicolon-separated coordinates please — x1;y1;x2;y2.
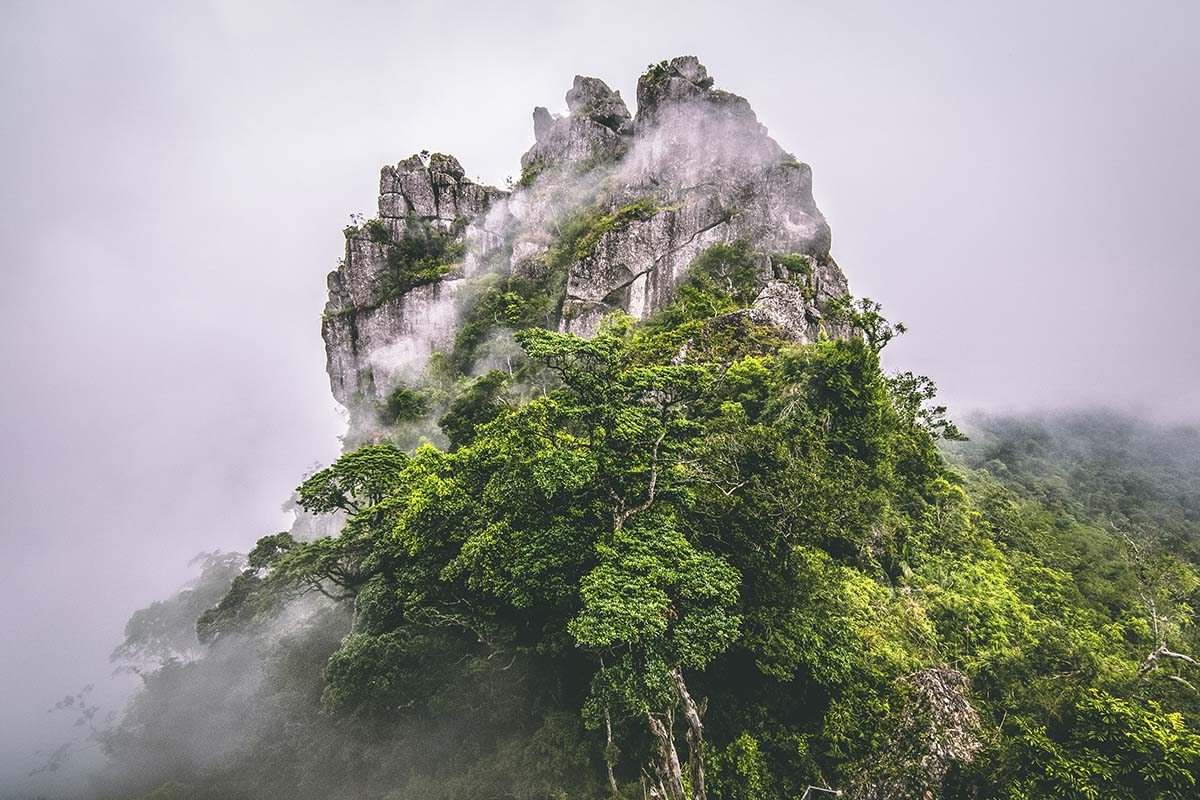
322;152;505;409
378;152;501;229
484;55;845;336
520;75;632;177
322;57;851;431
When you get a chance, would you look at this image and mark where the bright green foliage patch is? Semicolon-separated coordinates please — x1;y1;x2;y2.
571;198;662;262
378;219;464;302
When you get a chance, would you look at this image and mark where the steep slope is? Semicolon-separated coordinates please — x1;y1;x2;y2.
85;56;1200;800
322;57;849;433
322;154;504;409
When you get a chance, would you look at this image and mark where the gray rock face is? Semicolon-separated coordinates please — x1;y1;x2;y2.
566;75;632;132
488;55;844;337
532;107;554;141
323;152;506;416
322;57;852;432
753;281;833;343
378;152;503;229
521;75;632;175
635;56;717;126
323;279;464;407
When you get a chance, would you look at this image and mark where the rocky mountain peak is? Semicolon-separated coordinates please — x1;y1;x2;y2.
635;55;717;122
565;75;632;133
522;74;631;175
322;57;850;438
376;151;500;232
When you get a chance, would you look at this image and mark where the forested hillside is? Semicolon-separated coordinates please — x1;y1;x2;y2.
66;57;1200;800
947;412;1200;560
92;287;1200;800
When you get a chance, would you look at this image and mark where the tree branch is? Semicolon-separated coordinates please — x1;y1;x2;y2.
1139;640;1198;676
614;427;668;531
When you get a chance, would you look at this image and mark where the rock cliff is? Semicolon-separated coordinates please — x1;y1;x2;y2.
322;56;850;433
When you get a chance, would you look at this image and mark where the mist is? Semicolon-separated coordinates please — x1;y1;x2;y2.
2;0;1198;795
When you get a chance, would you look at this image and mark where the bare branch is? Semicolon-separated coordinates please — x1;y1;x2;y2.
1139;641;1199;677
1167;675;1199;693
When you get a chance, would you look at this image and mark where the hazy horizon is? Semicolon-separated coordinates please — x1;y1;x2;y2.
2;0;1198;793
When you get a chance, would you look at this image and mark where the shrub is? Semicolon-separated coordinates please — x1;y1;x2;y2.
379;386;428;425
377;216;464;302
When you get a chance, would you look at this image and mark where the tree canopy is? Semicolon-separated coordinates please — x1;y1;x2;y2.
94;246;1200;800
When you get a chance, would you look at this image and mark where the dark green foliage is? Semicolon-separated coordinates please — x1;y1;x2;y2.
825;295;907;351
642;60;673;86
104;281;1200;799
379;385;428;425
889;371;966;442
297;443;409;514
195;570;268;644
363;218;389;243
518;157;545;188
438;369;510;449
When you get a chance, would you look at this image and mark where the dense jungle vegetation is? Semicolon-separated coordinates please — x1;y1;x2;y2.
92;246;1200;800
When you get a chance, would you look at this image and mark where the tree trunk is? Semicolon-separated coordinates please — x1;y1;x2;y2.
669;667;707;800
643;766;668;800
646;710;687;800
605;709;620;797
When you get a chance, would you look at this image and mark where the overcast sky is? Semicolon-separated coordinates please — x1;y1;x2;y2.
2;0;1197;790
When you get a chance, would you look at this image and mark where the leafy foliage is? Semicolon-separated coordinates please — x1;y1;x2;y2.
379;385;429;425
518;157;546;188
99;288;1200;799
954;690;1200;799
377;216;464;302
437;369;510;449
572;198;661;262
642;60;674;86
